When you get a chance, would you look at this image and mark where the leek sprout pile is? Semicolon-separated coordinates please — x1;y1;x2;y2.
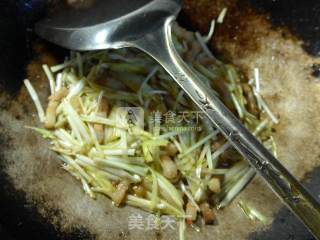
25;23;277;239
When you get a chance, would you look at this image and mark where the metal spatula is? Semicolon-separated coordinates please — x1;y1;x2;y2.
35;0;320;238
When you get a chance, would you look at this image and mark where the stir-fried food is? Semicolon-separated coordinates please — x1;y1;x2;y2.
24;21;278;239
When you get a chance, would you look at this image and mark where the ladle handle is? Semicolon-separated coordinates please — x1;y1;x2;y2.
133;18;320;239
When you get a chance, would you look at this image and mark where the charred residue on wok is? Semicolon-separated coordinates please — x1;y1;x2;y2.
0;130;95;240
250;0;320;57
183;0;320;238
0;38;96;239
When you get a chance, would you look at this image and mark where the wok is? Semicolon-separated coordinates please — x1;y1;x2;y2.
1;0;320;239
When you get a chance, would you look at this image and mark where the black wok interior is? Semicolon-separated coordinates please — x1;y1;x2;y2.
1;0;320;239
38;0;153;28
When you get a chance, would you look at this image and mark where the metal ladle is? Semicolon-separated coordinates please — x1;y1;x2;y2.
35;0;320;237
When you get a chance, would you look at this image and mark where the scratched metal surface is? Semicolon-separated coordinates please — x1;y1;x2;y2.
1;0;320;240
